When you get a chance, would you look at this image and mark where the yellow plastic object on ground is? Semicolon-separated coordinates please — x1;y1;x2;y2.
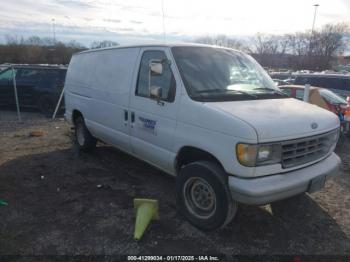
133;199;159;241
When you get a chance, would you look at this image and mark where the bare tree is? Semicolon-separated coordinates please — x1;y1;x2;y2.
194;35;247;51
310;23;348;69
249;23;349;70
0;35;86;64
5;35;20;45
250;34;291;68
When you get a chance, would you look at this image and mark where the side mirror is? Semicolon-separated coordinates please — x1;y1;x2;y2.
150;86;162;101
150;61;163;75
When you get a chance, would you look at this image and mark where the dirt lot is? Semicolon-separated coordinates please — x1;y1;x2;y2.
0;110;350;258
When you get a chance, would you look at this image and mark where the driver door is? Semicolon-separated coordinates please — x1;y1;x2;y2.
129;47;179;172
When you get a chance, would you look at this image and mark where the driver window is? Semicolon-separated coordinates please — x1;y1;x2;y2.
136;50;176;102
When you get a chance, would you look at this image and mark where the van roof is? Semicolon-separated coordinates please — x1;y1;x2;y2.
2;64;67;70
76;42;242;56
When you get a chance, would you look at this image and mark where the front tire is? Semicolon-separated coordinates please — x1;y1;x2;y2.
176;161;237;231
74;116;97;151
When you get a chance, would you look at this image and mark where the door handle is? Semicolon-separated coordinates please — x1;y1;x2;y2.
131;111;135;128
123;110;128;126
131;112;135;122
124;110;128;121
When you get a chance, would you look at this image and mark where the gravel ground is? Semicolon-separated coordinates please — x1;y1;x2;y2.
0;110;349;258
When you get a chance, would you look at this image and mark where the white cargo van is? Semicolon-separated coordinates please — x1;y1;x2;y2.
65;44;341;230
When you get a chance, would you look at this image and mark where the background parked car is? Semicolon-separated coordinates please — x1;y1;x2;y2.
280;85;350;134
0;64;11;72
269;72;293;80
293;73;350;99
0;65;66;115
272;78;293;86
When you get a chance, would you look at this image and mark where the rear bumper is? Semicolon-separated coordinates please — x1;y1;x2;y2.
228;153;341;205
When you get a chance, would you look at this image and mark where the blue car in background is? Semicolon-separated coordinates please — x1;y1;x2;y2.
0;65;66;115
294;73;350;99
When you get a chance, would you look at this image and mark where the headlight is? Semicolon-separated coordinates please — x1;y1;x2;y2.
330;128;340;143
236;143;281;167
329;128;340;152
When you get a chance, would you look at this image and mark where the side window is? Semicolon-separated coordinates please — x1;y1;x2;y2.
295;89;305;100
17;69;40;82
40;70;59;82
317;77;341;90
136;50;176;102
281;88;292;96
342;79;350;91
322;78;334;89
295;77;309;85
40;69;66;85
0;69;16;81
309;77;321;87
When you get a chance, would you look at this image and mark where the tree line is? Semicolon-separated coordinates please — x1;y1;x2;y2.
195;23;349;70
0;36;119;65
0;23;348;70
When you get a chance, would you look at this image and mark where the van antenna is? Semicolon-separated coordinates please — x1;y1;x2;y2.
161;0;166;42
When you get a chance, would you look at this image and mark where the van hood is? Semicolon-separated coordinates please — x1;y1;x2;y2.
206;98;340;142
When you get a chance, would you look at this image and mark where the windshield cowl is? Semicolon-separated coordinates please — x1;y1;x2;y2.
191;92;288;102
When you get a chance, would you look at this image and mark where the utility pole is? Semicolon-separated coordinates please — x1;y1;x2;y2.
309;4;319;68
311;4;319;34
52;18;56;44
161;0;166;42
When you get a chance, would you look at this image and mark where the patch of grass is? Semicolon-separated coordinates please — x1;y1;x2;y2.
13;133;25;138
63;130;73;138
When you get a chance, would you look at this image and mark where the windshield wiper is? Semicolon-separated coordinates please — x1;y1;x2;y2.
253;87;288;96
195;88;258;98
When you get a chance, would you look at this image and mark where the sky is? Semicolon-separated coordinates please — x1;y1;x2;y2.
0;0;349;47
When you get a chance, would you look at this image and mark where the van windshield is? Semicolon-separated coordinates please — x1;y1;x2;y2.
171;46;287;102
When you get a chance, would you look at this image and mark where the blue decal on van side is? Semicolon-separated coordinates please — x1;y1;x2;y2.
138;117;157;134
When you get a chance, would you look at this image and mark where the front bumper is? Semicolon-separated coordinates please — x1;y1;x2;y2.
228;153;341;205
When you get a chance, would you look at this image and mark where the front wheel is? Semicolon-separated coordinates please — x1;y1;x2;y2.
176;161;237;231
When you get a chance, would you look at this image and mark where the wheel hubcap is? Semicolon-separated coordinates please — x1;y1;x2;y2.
76;124;85;146
183;177;216;219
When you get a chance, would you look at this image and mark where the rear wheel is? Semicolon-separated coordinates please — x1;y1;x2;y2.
176;161;237;231
74;116;97;151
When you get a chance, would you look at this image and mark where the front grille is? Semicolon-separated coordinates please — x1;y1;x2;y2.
281;130;338;168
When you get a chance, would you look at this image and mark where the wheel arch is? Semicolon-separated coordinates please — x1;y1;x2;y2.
72;109;83;124
175;146;225;175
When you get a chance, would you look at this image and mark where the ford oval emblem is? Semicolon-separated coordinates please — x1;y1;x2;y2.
311;123;318;129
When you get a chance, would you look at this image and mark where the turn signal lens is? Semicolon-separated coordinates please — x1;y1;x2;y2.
236;144;258;167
